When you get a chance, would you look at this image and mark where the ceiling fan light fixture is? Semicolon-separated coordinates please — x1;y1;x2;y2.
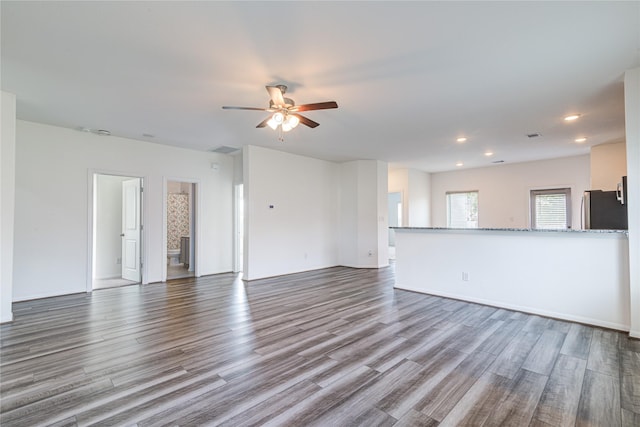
222;84;337;138
564;114;581;121
284;115;300;131
267;112;286;130
272;112;284;124
267;118;278;130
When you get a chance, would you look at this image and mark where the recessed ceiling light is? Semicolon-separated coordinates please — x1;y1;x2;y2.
564;114;581;121
484;151;494;157
456;162;464;167
574;137;587;143
456;137;467;143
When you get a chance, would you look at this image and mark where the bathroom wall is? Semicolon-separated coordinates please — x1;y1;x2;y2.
167;192;190;250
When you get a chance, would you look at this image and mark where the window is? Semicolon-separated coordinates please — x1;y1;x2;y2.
530;188;571;229
446;191;478;228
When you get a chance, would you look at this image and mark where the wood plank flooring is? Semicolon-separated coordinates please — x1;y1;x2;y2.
1;265;639;426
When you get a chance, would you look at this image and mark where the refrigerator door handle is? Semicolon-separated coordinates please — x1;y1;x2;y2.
616;182;625;205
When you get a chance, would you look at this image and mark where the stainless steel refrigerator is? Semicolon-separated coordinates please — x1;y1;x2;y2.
582;176;628;230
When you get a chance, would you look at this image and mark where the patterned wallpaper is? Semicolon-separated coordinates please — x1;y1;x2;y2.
168;193;190;250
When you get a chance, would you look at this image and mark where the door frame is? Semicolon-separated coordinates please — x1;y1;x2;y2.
233;183;244;273
162;177;201;282
87;169;148;293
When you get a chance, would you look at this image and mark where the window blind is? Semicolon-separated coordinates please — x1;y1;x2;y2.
530;188;571;229
447;191;478;228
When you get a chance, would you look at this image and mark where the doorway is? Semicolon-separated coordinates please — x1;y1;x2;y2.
166;181;197;280
92;174;143;290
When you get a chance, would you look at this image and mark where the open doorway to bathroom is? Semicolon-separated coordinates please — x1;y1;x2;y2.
92;174;143;290
166;181;196;280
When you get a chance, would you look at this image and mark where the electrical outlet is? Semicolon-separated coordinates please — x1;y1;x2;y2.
368;250;373;257
462;272;469;281
116;257;122;265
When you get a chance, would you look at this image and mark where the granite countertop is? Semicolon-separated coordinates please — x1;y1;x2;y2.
390;227;628;235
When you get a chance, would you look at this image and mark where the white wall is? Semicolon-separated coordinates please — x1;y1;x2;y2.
408;169;431;227
431;155;590;229
243;146;389;280
339;161;359;266
388;167;431;227
94;174;128;279
339;160;389;268
590;141;627;190
13;120;234;301
625;68;640;338
395;229;630;331
243;145;339;280
376;161;389;266
233;152;243;186
1;91;16;322
388;168;408;225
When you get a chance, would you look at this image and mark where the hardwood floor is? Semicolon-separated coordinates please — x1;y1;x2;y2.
1;265;639;426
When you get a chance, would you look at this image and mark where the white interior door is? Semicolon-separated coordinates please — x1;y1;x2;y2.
122;178;141;282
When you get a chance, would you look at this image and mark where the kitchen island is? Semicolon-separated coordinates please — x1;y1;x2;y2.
392;227;630;331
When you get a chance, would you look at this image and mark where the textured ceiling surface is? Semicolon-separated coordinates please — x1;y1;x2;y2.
2;1;639;172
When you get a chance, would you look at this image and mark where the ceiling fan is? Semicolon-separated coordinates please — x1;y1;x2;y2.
222;85;338;140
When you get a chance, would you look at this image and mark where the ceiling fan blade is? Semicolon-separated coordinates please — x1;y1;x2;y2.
222;106;270;111
293;114;320;128
266;86;285;106
291;101;338;112
256;116;271;128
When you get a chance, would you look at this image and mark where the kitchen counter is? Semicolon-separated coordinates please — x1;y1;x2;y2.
393;226;630;331
392;226;628;234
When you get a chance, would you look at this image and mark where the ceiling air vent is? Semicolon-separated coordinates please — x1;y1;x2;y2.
492;160;505;164
77;127;111;136
210;145;239;154
526;133;541;138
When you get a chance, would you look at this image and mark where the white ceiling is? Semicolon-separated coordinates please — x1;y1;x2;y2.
2;1;639;172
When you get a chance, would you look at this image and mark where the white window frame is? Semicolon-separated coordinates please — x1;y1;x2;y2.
446;191;479;228
530;188;572;229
